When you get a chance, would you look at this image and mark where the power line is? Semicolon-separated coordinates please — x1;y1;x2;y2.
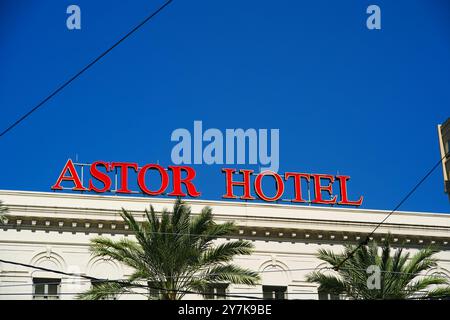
0;267;326;289
0;258;263;300
1;293;448;300
1;259;448;299
0;0;173;138
2;145;449;290
338;267;450;280
0;294;316;298
2;266;449;290
334;151;450;271
0;258;98;280
0;291;318;296
0;256;324;285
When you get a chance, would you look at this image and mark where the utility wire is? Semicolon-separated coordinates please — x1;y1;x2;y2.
0;0;173;138
1;265;448;290
2;154;449;284
0;292;316;296
0;257;325;290
0;258;263;300
338;267;450;280
1;259;448;299
334;151;450;271
0;267;326;289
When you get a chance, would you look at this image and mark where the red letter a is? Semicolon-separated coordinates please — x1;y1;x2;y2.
51;159;86;191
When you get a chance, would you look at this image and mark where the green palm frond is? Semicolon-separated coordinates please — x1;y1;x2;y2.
403;247;439;276
305;271;346;295
425;286;450;300
316;248;344;267
77;281;130;300
306;234;450;299
200;241;254;266
190;206;214;236
187;278;209;293
202;264;260;286
90;237;147;269
404;276;448;297
78;199;259;300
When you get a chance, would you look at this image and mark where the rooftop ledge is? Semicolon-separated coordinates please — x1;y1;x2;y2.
0;188;449;216
0;189;449;240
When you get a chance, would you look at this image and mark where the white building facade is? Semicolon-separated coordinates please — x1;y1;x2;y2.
0;189;449;300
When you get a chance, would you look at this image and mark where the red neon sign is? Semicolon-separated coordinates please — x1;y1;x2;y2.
51;159;200;197
51;159;363;206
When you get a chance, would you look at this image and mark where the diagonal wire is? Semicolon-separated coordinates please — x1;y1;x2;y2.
0;0;173;138
1;259;449;299
334;150;450;271
0;257;263;300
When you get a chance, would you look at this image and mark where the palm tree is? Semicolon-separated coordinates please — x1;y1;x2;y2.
0;201;8;224
78;199;260;300
306;237;450;299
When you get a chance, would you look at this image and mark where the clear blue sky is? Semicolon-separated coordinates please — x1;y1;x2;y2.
1;0;449;213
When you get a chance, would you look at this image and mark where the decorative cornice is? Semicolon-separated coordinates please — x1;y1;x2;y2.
1;189;449;246
2;215;449;248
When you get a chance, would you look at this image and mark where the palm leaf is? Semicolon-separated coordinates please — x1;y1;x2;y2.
79;200;259;300
306;235;450;299
77;281;129;300
202;264;260;286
